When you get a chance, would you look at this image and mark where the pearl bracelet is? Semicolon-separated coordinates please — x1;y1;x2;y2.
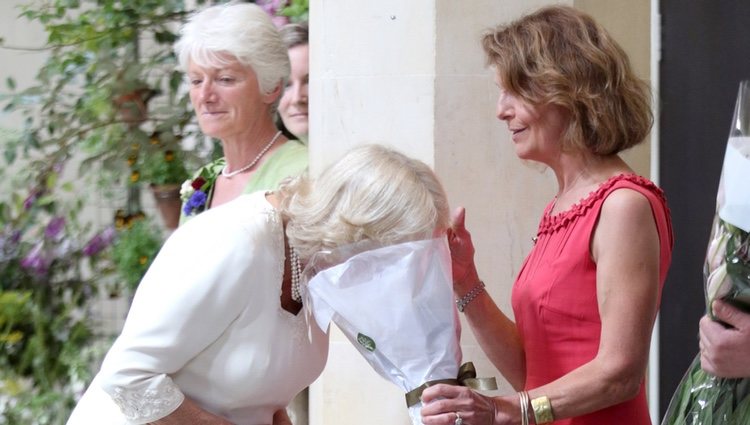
455;281;485;312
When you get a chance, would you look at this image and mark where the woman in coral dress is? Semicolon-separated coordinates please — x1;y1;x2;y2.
421;5;672;425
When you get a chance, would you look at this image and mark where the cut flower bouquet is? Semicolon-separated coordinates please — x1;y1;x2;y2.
662;81;750;425
303;237;496;425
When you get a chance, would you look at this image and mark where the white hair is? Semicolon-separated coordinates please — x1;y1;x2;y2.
174;2;290;95
279;144;451;261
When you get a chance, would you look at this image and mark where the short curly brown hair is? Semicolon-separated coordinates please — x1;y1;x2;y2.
482;5;653;155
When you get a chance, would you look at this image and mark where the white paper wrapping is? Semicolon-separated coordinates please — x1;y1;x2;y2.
718;136;750;232
304;237;460;425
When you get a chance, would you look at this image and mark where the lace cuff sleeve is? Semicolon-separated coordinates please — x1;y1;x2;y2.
108;375;185;424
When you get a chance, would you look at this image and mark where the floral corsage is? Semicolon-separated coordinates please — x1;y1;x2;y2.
180;159;224;217
180;177;209;216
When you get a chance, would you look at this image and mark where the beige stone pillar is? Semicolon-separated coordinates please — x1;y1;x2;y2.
306;0;652;424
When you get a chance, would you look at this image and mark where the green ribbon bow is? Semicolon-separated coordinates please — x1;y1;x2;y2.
404;361;498;407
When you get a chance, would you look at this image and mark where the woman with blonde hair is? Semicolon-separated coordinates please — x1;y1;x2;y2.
67;144;451;424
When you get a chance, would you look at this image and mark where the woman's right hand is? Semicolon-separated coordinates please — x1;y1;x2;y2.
448;207;480;293
421;383;511;425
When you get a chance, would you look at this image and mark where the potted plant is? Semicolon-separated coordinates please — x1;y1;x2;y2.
139;135;190;229
0;0;206;240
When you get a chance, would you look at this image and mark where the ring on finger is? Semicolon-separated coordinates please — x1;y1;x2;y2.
454;412;463;425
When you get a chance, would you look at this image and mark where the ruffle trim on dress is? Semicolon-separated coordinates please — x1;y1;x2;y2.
537;173;667;237
110;377;185;424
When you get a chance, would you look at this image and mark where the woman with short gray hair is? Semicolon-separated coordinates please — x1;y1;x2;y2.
174;2;307;225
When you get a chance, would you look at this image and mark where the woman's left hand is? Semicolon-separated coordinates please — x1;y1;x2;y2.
420;384;504;425
700;299;750;378
447;207;481;294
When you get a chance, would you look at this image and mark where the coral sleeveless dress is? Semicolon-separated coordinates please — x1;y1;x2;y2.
511;174;673;425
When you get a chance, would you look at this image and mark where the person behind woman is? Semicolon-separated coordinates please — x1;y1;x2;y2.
421;6;673;425
275;22;311;424
176;2;307;223
277;22;309;144
66;144;451;424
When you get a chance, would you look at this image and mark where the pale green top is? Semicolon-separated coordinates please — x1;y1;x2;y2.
179;140;308;225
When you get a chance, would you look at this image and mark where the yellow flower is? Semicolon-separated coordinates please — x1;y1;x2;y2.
2;330;24;344
131;170;140;183
114;210;127;229
139;256;149;265
164;150;175;162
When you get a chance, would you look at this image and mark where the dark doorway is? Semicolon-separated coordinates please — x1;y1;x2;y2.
658;0;750;417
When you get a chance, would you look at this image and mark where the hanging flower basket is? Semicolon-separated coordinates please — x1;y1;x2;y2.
150;184;182;230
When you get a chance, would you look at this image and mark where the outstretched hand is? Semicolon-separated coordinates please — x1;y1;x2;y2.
447;207;480;293
699;299;750;378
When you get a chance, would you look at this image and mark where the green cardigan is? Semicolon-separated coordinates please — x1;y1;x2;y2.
179;140;308;225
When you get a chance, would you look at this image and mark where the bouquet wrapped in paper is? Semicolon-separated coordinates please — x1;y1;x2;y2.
303;237;496;425
662;81;750;424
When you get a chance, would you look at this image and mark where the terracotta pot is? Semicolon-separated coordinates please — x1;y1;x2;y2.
113;88;156;125
150;184;182;230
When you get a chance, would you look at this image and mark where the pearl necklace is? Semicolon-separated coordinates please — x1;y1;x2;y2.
221;131;282;178
290;246;302;302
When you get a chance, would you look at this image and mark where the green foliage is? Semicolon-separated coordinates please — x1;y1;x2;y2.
0;0;304;420
0;335;113;424
0;0;213;421
139;137;191;186
1;0;205;186
279;0;309;22
141;149;190;186
0;161;113;424
111;219;162;292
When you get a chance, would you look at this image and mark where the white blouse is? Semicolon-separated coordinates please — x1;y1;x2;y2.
67;192;328;425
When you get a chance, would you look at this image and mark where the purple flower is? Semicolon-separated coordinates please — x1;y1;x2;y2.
183;190;207;215
20;242;51;275
45;217;66;239
1;228;21;246
83;226;116;257
256;0;290;26
23;191;40;210
257;0;285;14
